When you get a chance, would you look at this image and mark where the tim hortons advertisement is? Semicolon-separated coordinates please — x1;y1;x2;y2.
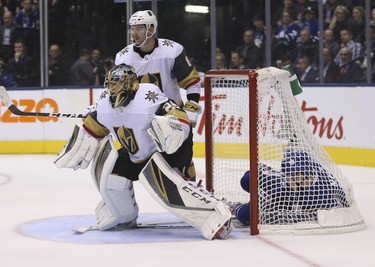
0;87;374;149
296;86;374;148
191;86;375;149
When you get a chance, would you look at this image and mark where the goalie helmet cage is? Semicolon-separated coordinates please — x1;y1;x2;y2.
204;67;365;235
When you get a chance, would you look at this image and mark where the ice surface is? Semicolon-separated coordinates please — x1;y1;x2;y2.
0;155;374;267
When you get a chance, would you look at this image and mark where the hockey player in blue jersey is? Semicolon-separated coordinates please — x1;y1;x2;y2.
235;151;350;226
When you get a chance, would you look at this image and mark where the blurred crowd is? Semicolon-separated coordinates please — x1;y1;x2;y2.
1;0;375;88
0;0;115;88
215;0;375;84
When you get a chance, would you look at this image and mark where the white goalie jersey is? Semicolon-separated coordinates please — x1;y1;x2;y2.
83;83;190;162
115;38;200;106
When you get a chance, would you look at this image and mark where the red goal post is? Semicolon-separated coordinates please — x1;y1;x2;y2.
204;67;365;235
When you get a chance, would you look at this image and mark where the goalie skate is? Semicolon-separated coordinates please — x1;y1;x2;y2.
213;218;233;240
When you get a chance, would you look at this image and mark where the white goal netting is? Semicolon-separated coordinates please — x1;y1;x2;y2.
205;67;365;234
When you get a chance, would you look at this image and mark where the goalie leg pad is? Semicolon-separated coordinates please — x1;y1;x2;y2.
94;176;139;230
139;152;232;240
90;136;139;230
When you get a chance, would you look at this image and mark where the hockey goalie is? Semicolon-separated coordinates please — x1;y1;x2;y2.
54;64;232;240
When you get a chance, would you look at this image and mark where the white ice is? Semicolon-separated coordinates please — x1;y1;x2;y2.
0;155;374;267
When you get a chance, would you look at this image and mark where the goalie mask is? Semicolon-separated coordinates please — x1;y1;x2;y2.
105;64;139;108
129;10;158;47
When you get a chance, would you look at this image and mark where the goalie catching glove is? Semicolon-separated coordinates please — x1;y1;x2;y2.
147;115;188;154
183;100;201;128
54;124;99;170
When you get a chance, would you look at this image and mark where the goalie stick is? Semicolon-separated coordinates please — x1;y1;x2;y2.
72;222;192;234
0;86;87;119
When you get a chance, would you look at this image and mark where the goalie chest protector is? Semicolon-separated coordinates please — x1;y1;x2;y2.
95;84;168;162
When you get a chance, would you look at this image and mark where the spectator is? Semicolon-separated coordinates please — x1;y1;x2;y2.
279;52;297;70
215;52;227;70
229;51;246;70
6;39;36;86
32;0;39;11
295;27;319;67
14;0;39;57
351;6;365;43
251;13;266;51
334;28;362;65
329;5;355;40
323;47;339;83
0;11;22;62
48;44;69;86
337;47;364;83
323;28;340;60
324;0;341;28
91;48;106;86
296;55;318;83
0;0;8;26
300;6;319;39
272;10;300;64
0;57;17;87
14;0;38;29
278;52;303;95
273;0;298;28
69;48;95;86
295;0;311;25
235;29;263;69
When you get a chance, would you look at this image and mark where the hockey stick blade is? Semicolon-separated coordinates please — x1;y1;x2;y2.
72;223;192;234
0;86;87;119
0;86;13;107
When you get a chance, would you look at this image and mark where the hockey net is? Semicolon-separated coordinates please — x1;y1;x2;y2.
204;67;365;235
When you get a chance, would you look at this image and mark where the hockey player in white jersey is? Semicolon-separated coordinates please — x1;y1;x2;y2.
54;64;232;240
115;10;201;180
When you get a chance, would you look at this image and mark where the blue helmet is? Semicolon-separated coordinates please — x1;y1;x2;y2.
281;151;318;177
240;171;250;193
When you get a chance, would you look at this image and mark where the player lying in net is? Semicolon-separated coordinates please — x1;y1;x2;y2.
235;151;350;225
54;64;232;240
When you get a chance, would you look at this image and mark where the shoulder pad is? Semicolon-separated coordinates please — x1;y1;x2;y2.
158;39;183;55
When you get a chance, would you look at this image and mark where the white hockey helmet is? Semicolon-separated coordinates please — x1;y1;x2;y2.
129;10;158;37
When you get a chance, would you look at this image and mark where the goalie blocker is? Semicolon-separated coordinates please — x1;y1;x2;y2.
139;152;232;240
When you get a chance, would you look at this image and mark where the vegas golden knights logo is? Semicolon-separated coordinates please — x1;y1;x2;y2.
139;72;162;90
114;126;139;154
